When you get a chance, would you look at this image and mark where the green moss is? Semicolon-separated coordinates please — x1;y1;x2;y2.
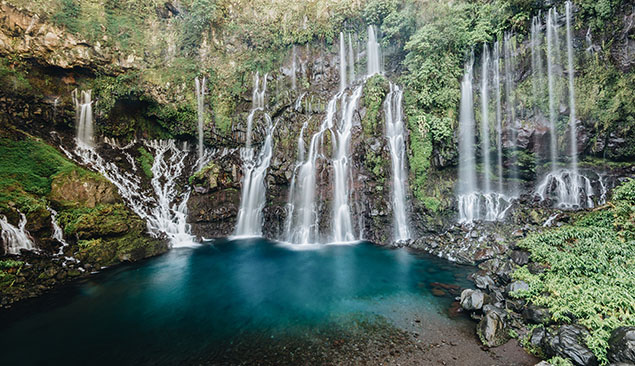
137;147;154;179
364;149;386;185
362;74;390;136
513;179;635;363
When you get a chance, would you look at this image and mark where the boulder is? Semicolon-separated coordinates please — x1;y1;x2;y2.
49;170;119;208
507;280;530;294
607;326;635;365
543;325;598;366
510;250;530;265
477;305;510;347
473;273;495;290
460;289;484;311
523;304;551;324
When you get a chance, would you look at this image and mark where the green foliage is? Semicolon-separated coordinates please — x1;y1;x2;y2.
137;147;154;179
548;357;574;366
52;0;80;33
363;0;397;25
513;179;635;363
362;74;389;136
0;260;24;270
364;150;386;186
0;59;32;94
179;0;221;55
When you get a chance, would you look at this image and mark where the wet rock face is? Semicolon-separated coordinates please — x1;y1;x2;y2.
607;326;635;365
477;305;510;347
543;325;599;366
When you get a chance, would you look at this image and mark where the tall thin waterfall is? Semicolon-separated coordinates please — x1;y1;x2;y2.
235;73;274;237
493;41;504;194
546;8;560;171
384;83;411;241
1;212;35;255
332;85;363;243
565;1;580;192
503;34;519;196
195;77;206;168
48;207;70;255
246;73;267;148
339;32;347;92
285;95;339;244
235;116;275;237
72;89;94;147
348;33;356;83
367;25;381;75
480;44;492;194
457;58;478;223
291;45;297;90
531;14;544;113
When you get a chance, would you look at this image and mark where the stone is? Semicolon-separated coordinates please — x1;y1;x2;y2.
529;326;546;348
510;250;530;265
473;273;495;290
460;289;484;311
544;325;598;366
607;326;635;365
507;280;530;294
523;305;551;324
477;305;509;347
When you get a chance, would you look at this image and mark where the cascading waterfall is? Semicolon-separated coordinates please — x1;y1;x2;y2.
332;85;363;243
72;89;94;147
67;139;199;247
503;33;519;196
457;58;478;223
234;116;276;237
285;95;339;244
565;0;581;200
546;8;560;172
367;25;381;75
339;32;347;92
195;77;206;168
1;212;35;255
531;14;545;115
235;73;274;237
384;83;411;241
48;207;70;255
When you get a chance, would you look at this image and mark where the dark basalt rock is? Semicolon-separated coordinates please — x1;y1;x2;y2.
522;304;551;324
477;304;510;347
543;325;598;366
506;280;530;295
510;250;530;266
607;326;635;365
460;289;485;311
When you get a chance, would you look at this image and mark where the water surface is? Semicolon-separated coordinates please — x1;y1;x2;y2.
0;239;473;365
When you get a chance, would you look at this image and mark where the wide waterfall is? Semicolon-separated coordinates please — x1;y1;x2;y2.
457;50;513;224
195;77;206;168
367;25;381;75
332;85;363;243
72;89;94;147
384;83;411;242
339;32;347;92
1;212;36;255
235;73;275;237
534;1;594;209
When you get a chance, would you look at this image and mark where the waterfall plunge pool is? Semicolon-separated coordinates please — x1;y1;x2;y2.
0;239;531;365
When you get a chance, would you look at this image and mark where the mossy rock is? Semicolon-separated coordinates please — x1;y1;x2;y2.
76;234;167;268
49;169;119;209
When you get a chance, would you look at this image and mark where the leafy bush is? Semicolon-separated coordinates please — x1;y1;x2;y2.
137;147;154;179
513;179;635;363
52;0;80;34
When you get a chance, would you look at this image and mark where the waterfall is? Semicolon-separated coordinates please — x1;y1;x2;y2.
235;116;276;237
72;89;94;147
457;58;478;223
235;72;274;237
367;25;381;75
546;8;560;172
565;1;580;195
1;212;35;255
480;44;492;194
48;207;69;255
348;33;355;83
503;33;519;196
195;77;206;168
246;73;267;148
67;140;198;247
339;32;347;92
285;94;339;244
384;83;411;241
291;45;297;90
332;85;363;243
531;14;544;114
493;41;504;194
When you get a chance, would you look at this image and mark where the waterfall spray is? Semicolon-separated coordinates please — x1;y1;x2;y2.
367;25;381;75
348;33;355;83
